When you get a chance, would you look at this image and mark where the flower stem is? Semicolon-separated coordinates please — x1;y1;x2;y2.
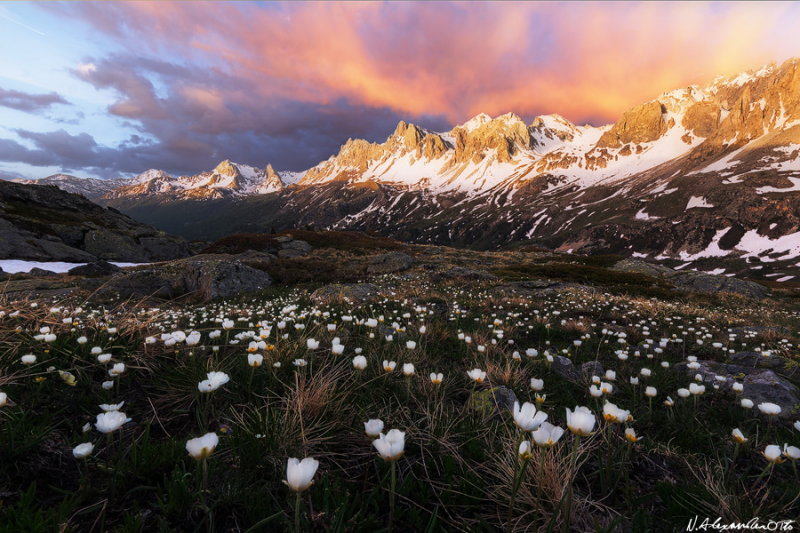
294;491;301;533
202;458;210;533
507;458;530;533
389;459;396;533
562;435;580;533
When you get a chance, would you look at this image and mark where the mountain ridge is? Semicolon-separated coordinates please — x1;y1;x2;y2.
10;57;800;280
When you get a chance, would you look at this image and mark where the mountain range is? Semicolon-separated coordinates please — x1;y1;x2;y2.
11;57;800;281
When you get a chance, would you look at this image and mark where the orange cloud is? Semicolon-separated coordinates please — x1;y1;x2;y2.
67;1;800;126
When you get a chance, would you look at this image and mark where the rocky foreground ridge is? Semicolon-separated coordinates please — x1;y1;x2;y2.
0;180;189;262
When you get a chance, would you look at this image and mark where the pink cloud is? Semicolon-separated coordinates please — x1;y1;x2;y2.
59;1;799;127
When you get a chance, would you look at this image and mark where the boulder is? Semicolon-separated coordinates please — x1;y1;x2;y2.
612;258;675;278
367;252;413;274
277;239;312;259
466;386;518;421
87;256;271;302
83;229;148;263
28;267;58;277
669;271;768;300
311;283;381;305
552;356;580;382
69;261;121;277
674;358;800;418
429;267;498;282
580;361;605;380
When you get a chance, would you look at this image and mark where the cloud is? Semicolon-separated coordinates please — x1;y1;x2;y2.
0;87;70;113
15;1;800;177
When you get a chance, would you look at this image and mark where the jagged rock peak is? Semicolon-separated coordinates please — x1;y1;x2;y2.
135;169;173;183
265;164;279;179
213;160;241;177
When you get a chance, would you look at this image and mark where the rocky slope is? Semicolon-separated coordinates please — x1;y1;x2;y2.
18;57;800;281
0;180;190;262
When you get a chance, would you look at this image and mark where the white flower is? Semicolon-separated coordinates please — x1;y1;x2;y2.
430;372;443;385
605;370;616;381
784;444;800;461
794;420;800;431
406;341;416;350
307;338;319;350
0;392;6;407
332;344;345;355
741;398;754;409
186;432;219;460
77;336;88;344
763;444;784;464
97;353;112;364
640;368;651;377
373;429;406;461
630;377;639;386
518;440;532;461
530;378;544;391
21;354;36;365
248;353;264;367
293;359;307;367
222;320;234;330
513;401;548;431
383;360;396;372
589;385;603;398
99;402;124;412
102;381;114;390
352;356;367;370
91;347;102;355
467;368;486;383
732;428;747;443
364;419;384;437
602;401;630;424
532;422;564;448
645;386;657;398
732;382;743;393
758;402;782;416
689;383;705;396
199;371;230;392
109;363;126;376
95;411;131;433
285;457;319;492
566;406;596;436
402;363;415;377
73;442;95;459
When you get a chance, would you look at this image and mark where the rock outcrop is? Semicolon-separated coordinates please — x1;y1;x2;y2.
596;101;668;148
0;181;190;263
85;255;272;302
367;252;413;274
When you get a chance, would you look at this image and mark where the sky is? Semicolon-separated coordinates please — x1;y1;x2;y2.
0;1;799;181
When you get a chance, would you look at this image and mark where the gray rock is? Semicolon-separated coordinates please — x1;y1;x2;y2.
277;248;307;259
69;261;122;277
674;358;799;418
612;258;675;278
311;283;381;305
88;256;271;302
367;252;413;274
466;386;518;421
429;267;498;282
28;267;58;277
84;229;148;263
282;240;312;254
0;180;189;263
274;235;293;244
580;361;605;380
670;271;768;300
552;356;580;382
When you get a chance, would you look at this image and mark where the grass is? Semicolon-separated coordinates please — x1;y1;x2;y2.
0;253;799;532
